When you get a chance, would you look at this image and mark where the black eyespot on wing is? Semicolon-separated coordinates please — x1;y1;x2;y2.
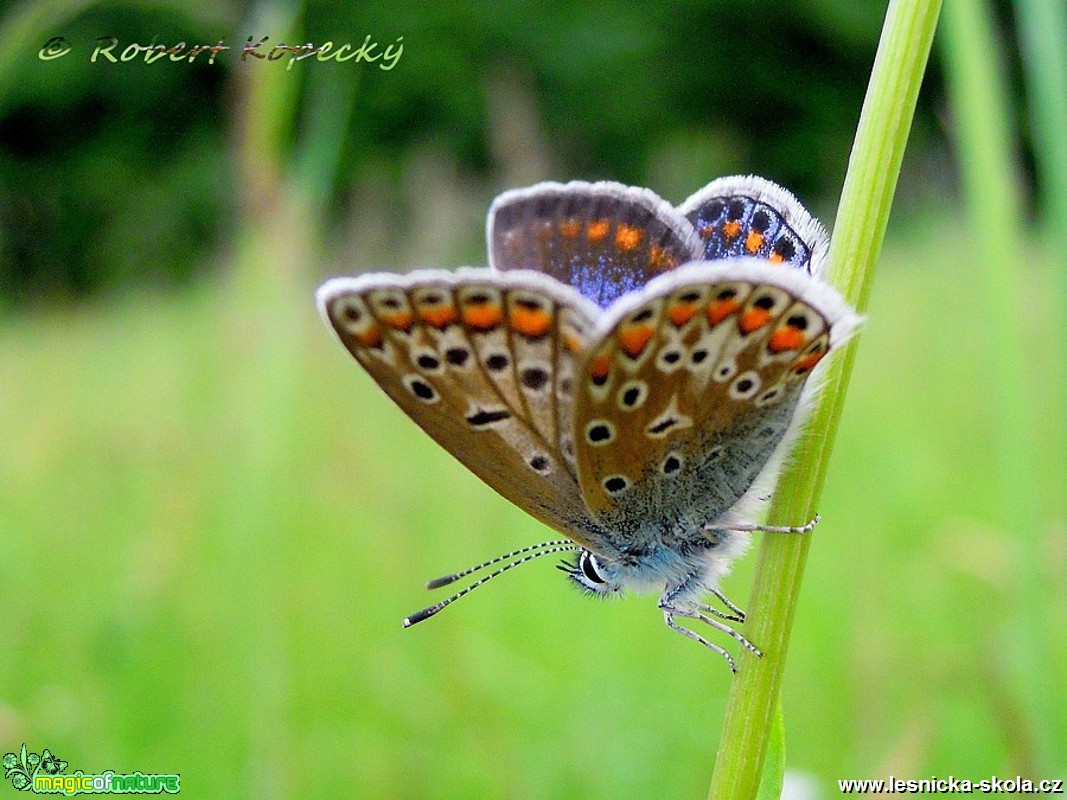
520;366;550;391
586;422;614;444
404;376;438;402
648;417;678;436
445;347;470;366
528;454;550;473
754;295;775;310
773;237;796;261
485;353;509;371
466;408;510;427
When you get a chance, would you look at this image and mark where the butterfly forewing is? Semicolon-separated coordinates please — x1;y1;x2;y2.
677;176;830;277
572;260;857;527
488;181;704;308
318;269;604;543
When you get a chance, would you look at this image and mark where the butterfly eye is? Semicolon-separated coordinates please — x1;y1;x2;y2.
557;550;613;595
579;551;606;584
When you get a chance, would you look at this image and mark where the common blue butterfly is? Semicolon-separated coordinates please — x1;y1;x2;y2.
317;176;861;670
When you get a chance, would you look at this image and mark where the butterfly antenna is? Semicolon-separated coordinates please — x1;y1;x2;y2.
423;539;575;589
404;542;581;628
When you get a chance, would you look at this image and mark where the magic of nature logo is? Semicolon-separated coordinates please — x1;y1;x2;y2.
3;744;180;795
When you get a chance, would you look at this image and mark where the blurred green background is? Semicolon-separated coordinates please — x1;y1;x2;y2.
1;0;1064;797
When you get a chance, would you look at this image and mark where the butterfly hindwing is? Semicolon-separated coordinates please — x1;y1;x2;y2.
317;269;604;543
677;175;830;277
487;181;704;308
571;259;860;528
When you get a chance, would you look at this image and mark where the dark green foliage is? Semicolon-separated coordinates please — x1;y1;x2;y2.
0;0;914;299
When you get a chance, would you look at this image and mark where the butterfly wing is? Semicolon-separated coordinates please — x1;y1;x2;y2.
571;259;861;531
317;268;606;546
487;181;703;308
678;176;830;277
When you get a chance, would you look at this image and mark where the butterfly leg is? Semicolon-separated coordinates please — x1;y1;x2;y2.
661;607;738;672
659;585;763;672
708;584;751;622
704;513;820;535
689;586;746;623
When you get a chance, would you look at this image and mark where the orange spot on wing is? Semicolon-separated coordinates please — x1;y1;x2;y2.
462;304;503;332
722;220;741;241
356;325;382;348
618;325;654;358
793;349;826;373
586;220;610;243
768;326;806;352
615;224;643;251
739;308;771;334
381;311;414;332
667;302;697;327
768;252;785;264
589;353;611;384
510;306;553;338
562;330;584;353
745;230;764;253
649;246;675;271
559;219;581;239
418;306;458;329
707;299;741;326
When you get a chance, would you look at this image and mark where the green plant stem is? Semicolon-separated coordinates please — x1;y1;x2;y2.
707;1;942;796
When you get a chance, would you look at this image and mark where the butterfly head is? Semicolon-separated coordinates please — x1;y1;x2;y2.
558;549;623;597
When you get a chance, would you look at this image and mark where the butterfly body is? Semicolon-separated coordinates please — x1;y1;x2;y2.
318;177;861;668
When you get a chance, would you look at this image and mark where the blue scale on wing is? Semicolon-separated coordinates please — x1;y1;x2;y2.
676;176;830;278
488;181;703;308
685;195;810;269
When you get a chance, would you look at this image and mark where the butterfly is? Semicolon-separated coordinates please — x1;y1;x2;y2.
317;176;861;670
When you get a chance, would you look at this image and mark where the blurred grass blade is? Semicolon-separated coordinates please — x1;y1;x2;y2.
1014;0;1067;535
939;0;1055;773
754;701;785;800
707;0;942;796
1014;0;1067;246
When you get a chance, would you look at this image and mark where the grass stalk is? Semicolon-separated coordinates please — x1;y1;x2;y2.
707;1;942;795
